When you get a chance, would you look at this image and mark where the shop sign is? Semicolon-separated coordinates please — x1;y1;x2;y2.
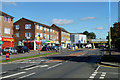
47;40;50;43
2;37;14;42
50;41;54;43
0;40;3;44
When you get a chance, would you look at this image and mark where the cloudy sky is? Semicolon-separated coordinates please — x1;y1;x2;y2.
1;2;118;39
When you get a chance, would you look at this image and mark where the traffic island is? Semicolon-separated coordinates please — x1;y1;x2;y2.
99;55;120;68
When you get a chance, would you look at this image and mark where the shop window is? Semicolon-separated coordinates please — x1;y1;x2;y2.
25;33;31;37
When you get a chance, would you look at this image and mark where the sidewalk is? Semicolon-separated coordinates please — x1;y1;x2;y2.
99;49;120;67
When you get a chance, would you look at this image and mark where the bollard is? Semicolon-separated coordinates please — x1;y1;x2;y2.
6;52;10;60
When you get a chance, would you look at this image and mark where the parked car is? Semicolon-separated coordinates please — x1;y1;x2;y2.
0;48;3;55
86;44;92;48
3;47;18;55
54;46;62;52
16;46;30;53
41;45;51;51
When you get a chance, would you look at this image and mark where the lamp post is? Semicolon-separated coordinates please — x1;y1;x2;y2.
108;0;111;55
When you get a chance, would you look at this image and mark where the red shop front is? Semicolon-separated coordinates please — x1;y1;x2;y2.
1;37;14;49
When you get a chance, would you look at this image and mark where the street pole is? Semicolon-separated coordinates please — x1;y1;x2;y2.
109;0;111;55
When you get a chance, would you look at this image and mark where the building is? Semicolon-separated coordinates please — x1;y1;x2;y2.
70;33;87;48
13;18;59;50
51;24;71;48
0;11;14;49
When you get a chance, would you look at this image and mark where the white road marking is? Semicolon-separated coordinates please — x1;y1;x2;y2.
18;72;35;79
0;71;7;75
99;72;106;79
47;63;62;69
0;72;26;79
89;66;100;79
99;77;105;79
24;66;39;70
20;64;36;69
40;65;48;68
24;65;48;70
95;65;100;72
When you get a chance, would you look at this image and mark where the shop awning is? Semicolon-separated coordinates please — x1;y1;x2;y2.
46;40;50;43
0;40;3;44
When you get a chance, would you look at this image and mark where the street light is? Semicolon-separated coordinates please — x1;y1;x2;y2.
108;0;111;55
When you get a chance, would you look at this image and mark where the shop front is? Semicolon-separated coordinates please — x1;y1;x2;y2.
23;40;41;50
1;37;14;49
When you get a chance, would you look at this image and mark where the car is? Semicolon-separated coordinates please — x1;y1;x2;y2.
3;47;18;55
16;46;30;53
41;45;50;51
86;44;92;48
0;48;3;55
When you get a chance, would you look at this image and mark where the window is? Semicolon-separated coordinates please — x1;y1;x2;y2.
50;29;52;32
57;36;58;39
25;33;31;37
4;28;10;34
25;24;31;29
44;27;46;31
53;30;54;33
16;33;19;37
40;26;42;30
50;35;52;39
44;34;46;38
16;25;19;29
37;25;39;29
37;33;39;36
55;30;56;33
47;28;49;31
47;35;49;39
4;16;11;22
40;33;42;37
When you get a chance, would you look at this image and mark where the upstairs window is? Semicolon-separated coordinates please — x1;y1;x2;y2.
40;26;43;30
47;28;49;32
16;33;19;37
4;16;11;22
25;24;31;29
16;25;19;29
4;28;10;34
37;25;39;29
44;27;46;31
25;33;31;37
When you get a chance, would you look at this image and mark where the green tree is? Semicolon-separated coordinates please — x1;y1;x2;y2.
83;31;96;39
110;22;120;49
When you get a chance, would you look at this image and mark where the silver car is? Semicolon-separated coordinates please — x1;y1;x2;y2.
4;47;18;55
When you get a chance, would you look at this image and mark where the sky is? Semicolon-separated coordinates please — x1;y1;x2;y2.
1;2;118;39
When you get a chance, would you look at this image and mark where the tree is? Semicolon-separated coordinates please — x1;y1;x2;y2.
83;31;96;39
110;22;120;49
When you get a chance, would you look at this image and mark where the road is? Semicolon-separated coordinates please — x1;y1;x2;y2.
0;49;120;80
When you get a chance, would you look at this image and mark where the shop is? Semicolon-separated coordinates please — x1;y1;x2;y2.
23;40;41;50
1;37;14;49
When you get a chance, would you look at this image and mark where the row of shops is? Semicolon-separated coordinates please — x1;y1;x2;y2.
0;37;14;49
21;40;71;50
0;37;71;50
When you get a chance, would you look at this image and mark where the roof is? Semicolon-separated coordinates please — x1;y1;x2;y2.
14;17;50;28
51;24;69;33
0;11;14;18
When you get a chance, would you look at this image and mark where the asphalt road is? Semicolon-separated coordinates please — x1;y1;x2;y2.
0;49;120;80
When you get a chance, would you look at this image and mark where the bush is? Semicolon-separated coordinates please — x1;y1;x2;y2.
115;38;120;49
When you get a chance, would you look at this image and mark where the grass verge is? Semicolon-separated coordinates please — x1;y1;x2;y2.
0;52;58;63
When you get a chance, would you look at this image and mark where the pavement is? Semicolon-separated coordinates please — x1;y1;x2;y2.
99;49;120;68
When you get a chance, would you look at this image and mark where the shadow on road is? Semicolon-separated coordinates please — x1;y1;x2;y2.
44;55;102;63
